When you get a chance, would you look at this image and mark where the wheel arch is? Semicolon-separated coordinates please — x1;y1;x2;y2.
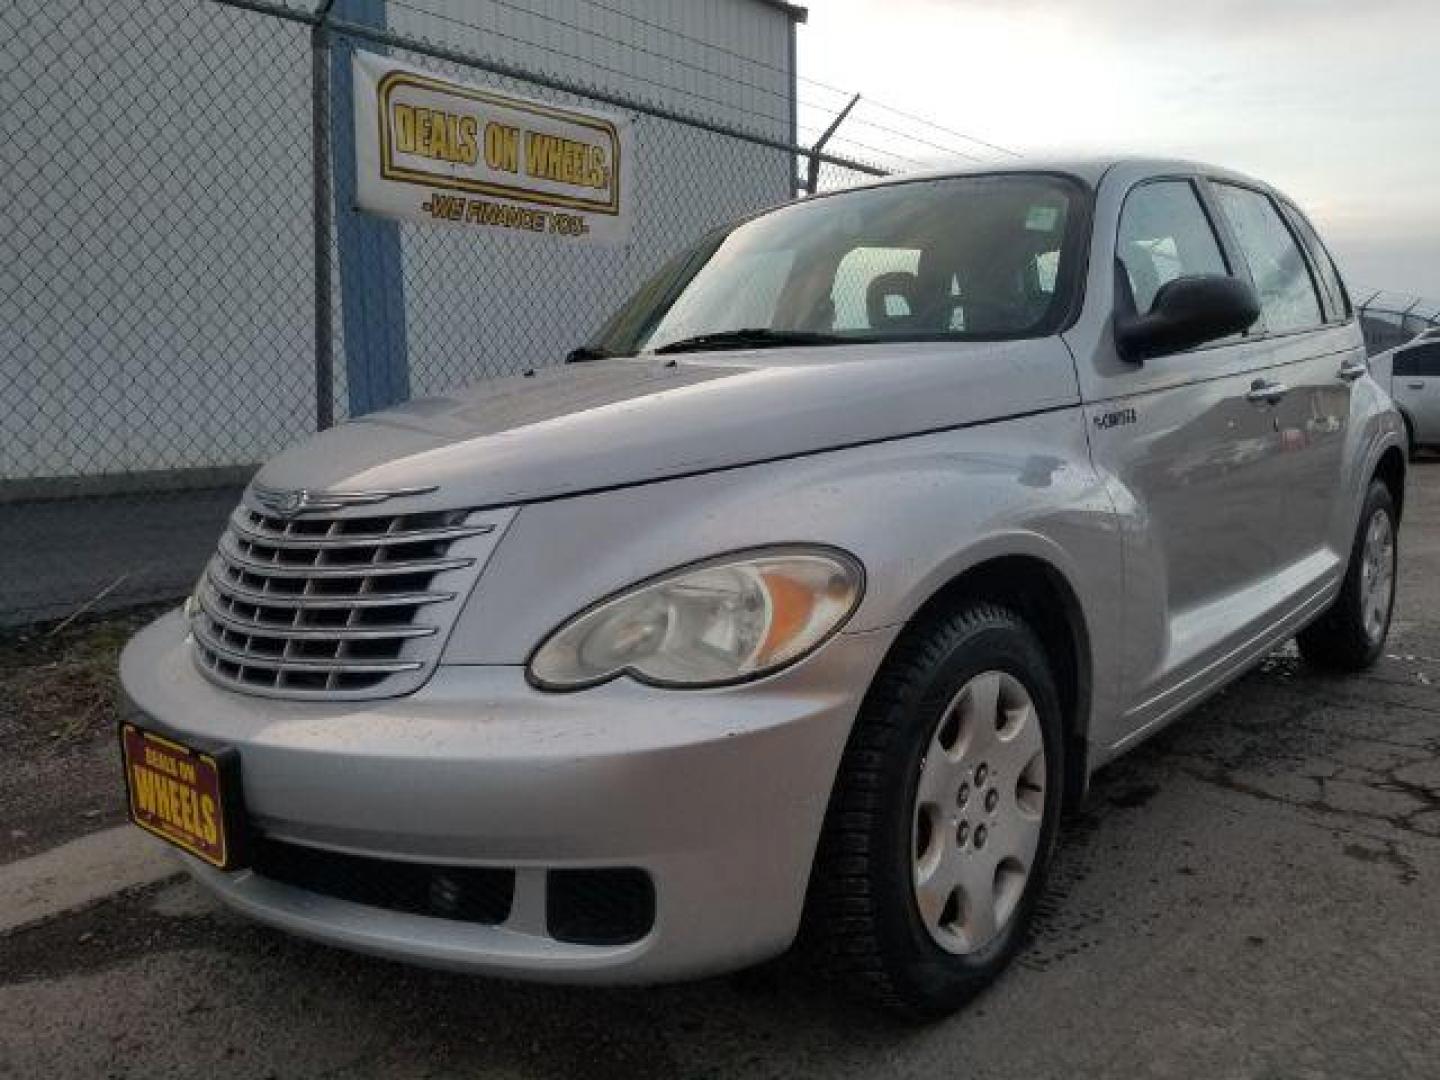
876;553;1095;809
1374;443;1407;523
1395;406;1416;458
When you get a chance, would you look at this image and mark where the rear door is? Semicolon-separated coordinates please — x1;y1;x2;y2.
1206;181;1356;572
1392;343;1440;443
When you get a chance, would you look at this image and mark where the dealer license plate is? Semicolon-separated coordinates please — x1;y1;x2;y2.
120;722;245;869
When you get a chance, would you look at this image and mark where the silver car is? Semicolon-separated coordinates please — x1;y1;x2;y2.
119;158;1406;1017
1370;336;1440;456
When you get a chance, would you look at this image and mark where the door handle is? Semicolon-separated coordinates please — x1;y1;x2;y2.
1338;360;1369;382
1246;379;1289;405
1408;382;1425;390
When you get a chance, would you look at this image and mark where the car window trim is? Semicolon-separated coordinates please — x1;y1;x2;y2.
1399;342;1440;377
1203;177;1330;337
1109;173;1264;365
1101;173;1359;371
1191;176;1262;333
1280;201;1343;322
1276;197;1355;326
1115;174;1238;286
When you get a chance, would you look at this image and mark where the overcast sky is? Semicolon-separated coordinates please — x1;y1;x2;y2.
797;0;1440;299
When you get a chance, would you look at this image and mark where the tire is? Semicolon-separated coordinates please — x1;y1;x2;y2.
804;602;1065;1018
1402;415;1418;462
1297;479;1397;672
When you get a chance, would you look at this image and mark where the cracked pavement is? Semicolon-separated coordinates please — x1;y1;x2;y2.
3;464;1439;1079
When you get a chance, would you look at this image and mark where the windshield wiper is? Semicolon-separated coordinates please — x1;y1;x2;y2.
565;344;619;363
652;328;850;355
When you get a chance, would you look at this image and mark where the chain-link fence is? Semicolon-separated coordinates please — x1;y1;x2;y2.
1;0;887;626
1356;289;1440;355
20;2;1409;631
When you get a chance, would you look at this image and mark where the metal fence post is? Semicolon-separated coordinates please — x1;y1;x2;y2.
805;93;860;195
311;1;337;431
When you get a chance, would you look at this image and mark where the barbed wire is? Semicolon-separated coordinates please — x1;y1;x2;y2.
860;97;1021;159
799;105;986;164
375;0;1014;162
376;0;796;131
800;138;925;172
1353;287;1440;355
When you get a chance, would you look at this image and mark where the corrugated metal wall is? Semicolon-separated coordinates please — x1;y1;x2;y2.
384;0;794;140
358;0;799;410
1;1;315;480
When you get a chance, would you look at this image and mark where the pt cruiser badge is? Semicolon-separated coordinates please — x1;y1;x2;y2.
1093;406;1137;430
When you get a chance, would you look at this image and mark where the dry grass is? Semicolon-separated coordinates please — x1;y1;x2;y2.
0;606;169;756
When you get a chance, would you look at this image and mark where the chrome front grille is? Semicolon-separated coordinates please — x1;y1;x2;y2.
191;496;511;699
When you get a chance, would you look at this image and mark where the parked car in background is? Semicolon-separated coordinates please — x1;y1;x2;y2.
118;158;1406;1018
1369;336;1440;457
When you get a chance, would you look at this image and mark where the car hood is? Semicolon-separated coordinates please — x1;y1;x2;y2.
254;339;1079;507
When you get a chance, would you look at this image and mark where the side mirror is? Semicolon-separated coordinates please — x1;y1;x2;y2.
1115;274;1260;361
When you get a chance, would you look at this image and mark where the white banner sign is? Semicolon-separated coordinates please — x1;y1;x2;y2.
352;51;633;245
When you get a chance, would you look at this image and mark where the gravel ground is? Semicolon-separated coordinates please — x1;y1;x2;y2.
2;464;1438;1079
0;604;168;862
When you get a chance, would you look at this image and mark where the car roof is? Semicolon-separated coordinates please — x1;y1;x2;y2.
841;155;1277;196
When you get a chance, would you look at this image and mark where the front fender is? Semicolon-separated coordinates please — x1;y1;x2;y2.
441;408;1123;731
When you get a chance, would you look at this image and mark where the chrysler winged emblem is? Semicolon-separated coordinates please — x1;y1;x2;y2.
273;489;308;516
252;484;437;518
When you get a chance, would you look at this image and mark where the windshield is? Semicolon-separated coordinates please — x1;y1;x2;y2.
589;173;1087;356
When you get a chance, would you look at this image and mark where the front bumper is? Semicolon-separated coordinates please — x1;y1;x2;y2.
120;610;895;983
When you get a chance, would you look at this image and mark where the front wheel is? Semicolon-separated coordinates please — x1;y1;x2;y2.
1297;480;1397;671
804;602;1064;1017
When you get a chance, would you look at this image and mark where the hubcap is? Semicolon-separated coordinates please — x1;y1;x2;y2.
1359;508;1395;643
912;671;1046;954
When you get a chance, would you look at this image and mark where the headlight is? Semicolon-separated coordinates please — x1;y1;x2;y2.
528;547;864;690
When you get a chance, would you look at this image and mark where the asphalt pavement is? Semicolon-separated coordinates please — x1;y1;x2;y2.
0;486;242;626
3;464;1439;1079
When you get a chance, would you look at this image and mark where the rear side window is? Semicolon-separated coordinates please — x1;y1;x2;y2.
1284;204;1351;322
1212;183;1323;333
1117;180;1228;314
1394;344;1440;377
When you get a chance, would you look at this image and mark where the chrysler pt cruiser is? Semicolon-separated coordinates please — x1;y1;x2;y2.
120;158;1405;1016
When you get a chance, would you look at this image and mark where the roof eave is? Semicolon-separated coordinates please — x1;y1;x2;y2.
749;0;808;23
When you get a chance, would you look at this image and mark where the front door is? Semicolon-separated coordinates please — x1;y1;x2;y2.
1085;176;1287;730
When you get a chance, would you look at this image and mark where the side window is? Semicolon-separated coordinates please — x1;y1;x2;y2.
1284;204;1351;322
1394;344;1440;378
1116;181;1228;314
1213;183;1324;333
